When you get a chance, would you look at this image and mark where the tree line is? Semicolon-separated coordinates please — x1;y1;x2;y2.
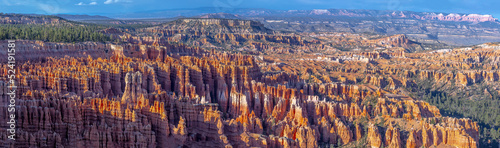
0;24;111;42
412;79;500;147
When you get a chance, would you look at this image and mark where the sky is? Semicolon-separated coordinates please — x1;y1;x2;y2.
1;0;499;18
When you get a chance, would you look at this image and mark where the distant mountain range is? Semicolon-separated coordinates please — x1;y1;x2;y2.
248;9;498;23
55;14;115;21
108;8;499;23
105;8;500;46
11;8;500;46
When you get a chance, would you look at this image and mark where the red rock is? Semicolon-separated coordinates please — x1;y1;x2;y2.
367;123;382;148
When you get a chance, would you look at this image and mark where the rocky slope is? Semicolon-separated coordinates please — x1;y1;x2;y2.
0;12;496;147
0;38;483;147
119;18;426;54
0;14;70;25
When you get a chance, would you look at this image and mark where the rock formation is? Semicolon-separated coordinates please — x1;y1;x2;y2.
1;17;492;148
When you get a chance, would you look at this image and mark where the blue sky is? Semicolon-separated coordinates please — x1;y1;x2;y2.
1;0;499;18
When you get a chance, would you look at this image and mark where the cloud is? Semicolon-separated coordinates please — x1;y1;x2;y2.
104;0;117;4
39;3;62;14
75;1;98;6
104;0;131;4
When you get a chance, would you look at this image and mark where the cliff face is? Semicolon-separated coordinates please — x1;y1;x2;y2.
0;38;481;147
172;18;272;34
134;18;307;54
368;123;382;148
0;40;205;62
0;40;109;62
0;14;69;25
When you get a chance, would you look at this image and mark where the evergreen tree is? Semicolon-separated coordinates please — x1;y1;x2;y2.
0;24;111;42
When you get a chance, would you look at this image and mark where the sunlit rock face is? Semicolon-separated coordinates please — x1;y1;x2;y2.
0;39;481;148
3;18;500;147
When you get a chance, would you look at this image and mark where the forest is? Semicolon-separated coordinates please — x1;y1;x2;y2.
413;79;500;147
0;24;111;42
